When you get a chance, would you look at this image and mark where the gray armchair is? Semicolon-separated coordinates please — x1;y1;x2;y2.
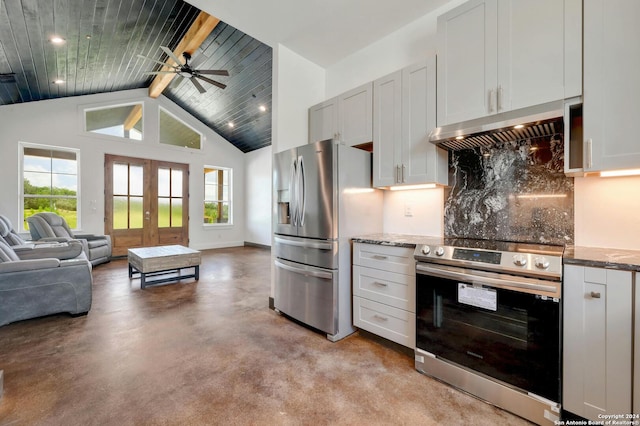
0;241;92;327
26;212;111;266
0;214;85;261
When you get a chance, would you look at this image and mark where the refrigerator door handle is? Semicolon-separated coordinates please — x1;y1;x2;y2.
274;236;333;251
289;158;298;226
298;155;306;226
275;260;333;280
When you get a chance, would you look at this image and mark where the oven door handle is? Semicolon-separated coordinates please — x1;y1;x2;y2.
416;264;558;294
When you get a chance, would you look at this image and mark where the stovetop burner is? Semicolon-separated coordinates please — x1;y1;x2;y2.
414;237;564;280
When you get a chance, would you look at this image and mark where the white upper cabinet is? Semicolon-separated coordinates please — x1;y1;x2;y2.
437;0;582;126
308;82;373;146
583;0;640;172
373;59;447;188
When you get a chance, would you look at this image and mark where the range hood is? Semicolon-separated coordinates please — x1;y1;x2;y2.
430;101;564;150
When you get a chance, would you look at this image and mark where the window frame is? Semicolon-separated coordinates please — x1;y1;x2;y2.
19;142;81;232
82;101;145;142
158;106;203;152
203;166;233;227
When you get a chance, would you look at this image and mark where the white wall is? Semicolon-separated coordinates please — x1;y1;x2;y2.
574;176;640;249
244;145;272;246
0;88;246;251
383;188;444;236
272;44;326;153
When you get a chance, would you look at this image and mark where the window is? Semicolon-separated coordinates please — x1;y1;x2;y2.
21;143;79;230
204;167;231;225
159;108;202;150
85;102;143;140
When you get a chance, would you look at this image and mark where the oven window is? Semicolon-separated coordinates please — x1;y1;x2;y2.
416;274;560;402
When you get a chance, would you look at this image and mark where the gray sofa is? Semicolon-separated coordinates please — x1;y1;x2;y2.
0;241;93;327
0;214;85;261
26;212;111;266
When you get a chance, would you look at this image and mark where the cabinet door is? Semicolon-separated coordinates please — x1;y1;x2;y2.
437;0;498;126
497;0;566;112
584;0;640;172
373;70;402;187
339;82;373;147
401;59;447;186
563;265;632;420
309;97;338;144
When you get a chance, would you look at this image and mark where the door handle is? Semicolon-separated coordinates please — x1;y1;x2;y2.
590;291;601;299
145;211;150;220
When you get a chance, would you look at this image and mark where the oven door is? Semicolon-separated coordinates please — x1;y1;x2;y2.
415;263;561;402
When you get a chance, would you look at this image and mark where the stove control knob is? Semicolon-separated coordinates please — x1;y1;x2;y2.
534;257;550;269
420;245;431;255
435;247;445;257
513;255;527;267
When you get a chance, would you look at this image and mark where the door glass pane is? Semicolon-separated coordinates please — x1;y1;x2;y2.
130;197;143;229
113;164;128;194
171;169;182;197
158;168;170;197
158;198;170;227
113;196;128;229
171;199;182;227
130;165;143;196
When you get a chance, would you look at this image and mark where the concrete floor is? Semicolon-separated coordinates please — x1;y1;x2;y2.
0;246;531;425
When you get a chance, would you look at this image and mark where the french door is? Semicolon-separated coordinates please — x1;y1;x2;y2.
105;154;189;257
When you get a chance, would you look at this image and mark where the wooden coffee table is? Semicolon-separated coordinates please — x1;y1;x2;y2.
128;245;201;289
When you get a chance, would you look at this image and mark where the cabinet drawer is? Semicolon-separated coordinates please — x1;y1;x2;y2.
353;265;415;312
353;296;415;348
353;243;415;275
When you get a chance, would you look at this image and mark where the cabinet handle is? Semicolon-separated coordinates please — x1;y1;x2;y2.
372;255;388;260
373;314;389;321
395;165;400;183
373;281;388;287
488;89;495;113
402;164;406;182
497;85;503;111
590;291;601;299
585;138;593;169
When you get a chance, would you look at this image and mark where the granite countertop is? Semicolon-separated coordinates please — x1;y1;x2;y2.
564;246;640;272
353;235;640;272
352;233;442;248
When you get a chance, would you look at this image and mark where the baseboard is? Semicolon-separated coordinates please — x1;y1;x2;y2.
244;241;271;250
269;297;274;310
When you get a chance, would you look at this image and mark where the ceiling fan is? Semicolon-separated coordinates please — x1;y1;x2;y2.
137;46;229;93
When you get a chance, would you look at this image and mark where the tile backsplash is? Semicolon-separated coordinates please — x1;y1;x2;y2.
444;135;574;245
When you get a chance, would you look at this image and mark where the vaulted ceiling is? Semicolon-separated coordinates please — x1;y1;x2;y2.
0;0;272;153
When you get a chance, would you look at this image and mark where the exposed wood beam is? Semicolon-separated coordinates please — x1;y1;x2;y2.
148;11;221;98
123;104;143;131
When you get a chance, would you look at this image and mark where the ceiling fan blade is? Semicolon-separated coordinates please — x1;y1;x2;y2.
196;75;227;90
190;77;207;94
170;75;184;89
143;71;178;75
196;70;229;76
136;54;177;69
160;46;183;65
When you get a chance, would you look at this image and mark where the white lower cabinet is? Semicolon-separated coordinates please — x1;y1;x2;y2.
352;243;415;348
563;265;632;420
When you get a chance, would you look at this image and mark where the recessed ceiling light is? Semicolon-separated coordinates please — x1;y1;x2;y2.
514;124;525;129
228;122;234;128
259;105;267;112
53;79;65;84
455;136;464;140
50;36;65;44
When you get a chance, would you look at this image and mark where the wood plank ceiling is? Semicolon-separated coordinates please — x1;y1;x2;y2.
0;0;272;153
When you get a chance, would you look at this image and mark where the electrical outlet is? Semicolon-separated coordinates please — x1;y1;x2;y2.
404;204;413;217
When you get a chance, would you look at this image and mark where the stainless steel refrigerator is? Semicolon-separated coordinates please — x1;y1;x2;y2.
273;139;382;341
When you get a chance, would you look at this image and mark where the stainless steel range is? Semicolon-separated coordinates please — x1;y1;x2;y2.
414;238;563;425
